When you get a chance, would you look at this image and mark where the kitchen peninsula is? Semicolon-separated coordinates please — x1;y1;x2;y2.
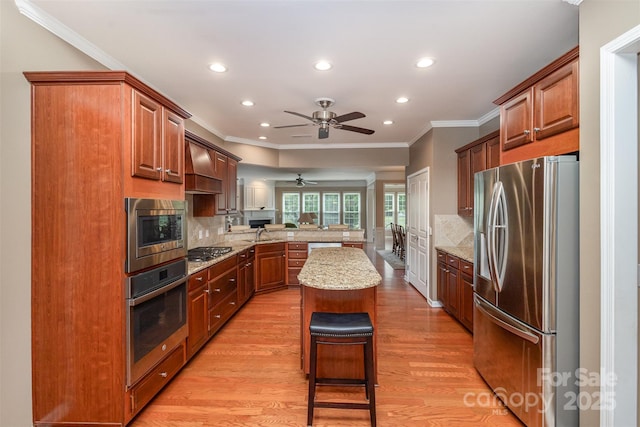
298;247;381;380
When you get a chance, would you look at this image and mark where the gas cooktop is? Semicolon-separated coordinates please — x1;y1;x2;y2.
187;246;233;262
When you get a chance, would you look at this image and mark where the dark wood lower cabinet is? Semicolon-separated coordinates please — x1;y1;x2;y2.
436;250;474;333
238;247;256;305
256;242;286;293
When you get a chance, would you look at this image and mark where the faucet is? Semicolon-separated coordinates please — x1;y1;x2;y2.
256;227;268;241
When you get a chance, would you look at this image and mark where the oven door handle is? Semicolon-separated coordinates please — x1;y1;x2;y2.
128;276;187;306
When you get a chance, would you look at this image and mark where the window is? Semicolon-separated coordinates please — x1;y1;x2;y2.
343;193;361;229
384;193;394;226
302;192;320;223
322;193;340;226
397;192;406;227
384;191;406;227
282;192;300;225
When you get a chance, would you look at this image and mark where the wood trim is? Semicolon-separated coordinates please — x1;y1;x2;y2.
493;46;579;106
454;130;500;153
185;129;242;162
23;71;192;119
500;127;579;165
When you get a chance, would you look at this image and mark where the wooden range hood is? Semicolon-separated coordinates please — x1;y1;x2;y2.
184;140;223;194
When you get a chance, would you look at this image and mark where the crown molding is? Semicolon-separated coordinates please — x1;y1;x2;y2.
16;0;126;71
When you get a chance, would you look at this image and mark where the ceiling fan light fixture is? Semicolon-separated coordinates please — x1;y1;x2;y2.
314;60;332;71
396;97;409;104
209;63;227;73
416;57;435;68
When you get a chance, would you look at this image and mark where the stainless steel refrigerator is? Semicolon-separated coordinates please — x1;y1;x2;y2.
473;156;579;427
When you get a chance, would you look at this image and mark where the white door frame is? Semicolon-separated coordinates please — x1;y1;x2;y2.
600;23;640;426
406;167;430;299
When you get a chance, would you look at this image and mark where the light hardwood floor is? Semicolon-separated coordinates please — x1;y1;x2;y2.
131;245;522;426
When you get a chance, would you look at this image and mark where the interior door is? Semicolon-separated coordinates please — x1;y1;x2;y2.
406;169;429;299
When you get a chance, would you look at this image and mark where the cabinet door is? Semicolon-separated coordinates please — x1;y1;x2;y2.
468;144;486;216
162;109;184;184
437;261;448;308
486;135;501;169
501;88;534;151
446;268;459;318
457;150;470;216
460;272;474;332
187;286;208;357
132;90;162;180
534;60;579;140
256;249;286;292
226;157;238;213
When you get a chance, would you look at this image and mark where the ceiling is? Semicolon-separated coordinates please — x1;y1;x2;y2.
18;0;579;182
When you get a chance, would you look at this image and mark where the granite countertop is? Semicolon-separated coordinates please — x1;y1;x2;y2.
298;247;382;290
435;245;474;263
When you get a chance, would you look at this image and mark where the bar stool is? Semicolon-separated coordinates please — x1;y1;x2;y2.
307;312;376;427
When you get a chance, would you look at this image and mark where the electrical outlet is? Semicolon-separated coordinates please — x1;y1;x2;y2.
198;230;203;239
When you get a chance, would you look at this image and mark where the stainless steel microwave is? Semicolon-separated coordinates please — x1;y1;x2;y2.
125;198;187;273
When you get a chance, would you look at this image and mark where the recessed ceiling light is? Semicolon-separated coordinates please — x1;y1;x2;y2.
259;136;267;140
383;120;394;125
416;58;435;68
209;63;227;73
396;97;409;104
260;122;270;127
241;100;254;107
314;60;332;71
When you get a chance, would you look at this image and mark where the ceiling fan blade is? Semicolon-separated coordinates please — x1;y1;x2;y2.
338;124;375;135
318;127;329;139
284;110;315;121
305;180;318;185
333;112;365;123
273;123;311;129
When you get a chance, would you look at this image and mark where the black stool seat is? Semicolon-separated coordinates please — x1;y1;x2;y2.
309;312;374;337
307;312;376;427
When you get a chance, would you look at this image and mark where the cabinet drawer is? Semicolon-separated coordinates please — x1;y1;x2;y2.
209;272;237;306
288;259;306;268
459;259;473;276
188;269;208;291
130;342;185;414
287;267;302;285
437;251;446;262
209;292;238;335
288;242;308;251
342;242;363;248
288;250;308;260
446;254;460;269
209;256;237;278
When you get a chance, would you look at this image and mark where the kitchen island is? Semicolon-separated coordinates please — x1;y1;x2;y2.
298;247;381;380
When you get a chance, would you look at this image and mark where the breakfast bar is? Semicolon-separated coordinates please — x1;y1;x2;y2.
298;247;381;380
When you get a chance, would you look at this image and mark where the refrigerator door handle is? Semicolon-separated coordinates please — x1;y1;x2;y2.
486;181;503;292
475;297;540;345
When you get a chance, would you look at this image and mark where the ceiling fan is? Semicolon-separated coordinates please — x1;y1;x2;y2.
274;98;375;139
292;174;317;187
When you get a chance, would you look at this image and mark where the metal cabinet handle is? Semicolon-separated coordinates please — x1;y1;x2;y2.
214;288;221;292
196;276;204;281
159;372;168;378
229;278;236;283
204;289;210;294
523;129;530;136
215;314;221;319
533;127;540;133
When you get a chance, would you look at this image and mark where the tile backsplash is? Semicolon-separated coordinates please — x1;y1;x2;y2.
186;195;227;248
434;215;473;247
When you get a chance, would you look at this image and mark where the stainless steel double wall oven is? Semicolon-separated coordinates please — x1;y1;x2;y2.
124;198;188;386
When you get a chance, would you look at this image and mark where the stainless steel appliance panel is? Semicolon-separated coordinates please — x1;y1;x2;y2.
493;159;546;331
474;295;555;427
473;167;498;305
126;198;187;272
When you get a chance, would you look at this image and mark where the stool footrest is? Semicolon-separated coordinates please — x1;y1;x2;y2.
315;378;367;386
314;402;372;410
